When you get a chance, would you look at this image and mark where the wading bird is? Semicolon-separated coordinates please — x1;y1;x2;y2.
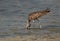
26;8;50;29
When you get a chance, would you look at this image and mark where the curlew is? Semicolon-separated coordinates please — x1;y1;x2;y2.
26;8;50;29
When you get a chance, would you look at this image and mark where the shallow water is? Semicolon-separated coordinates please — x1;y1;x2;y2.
0;0;60;38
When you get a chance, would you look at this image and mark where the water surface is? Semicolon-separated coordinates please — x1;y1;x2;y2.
0;0;60;38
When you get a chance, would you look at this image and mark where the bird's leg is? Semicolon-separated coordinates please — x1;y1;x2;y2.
26;24;31;30
40;24;42;28
36;18;40;22
38;21;42;28
37;19;39;22
26;20;31;30
37;19;42;28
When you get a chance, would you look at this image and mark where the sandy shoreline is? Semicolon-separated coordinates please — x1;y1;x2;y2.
0;33;60;41
0;28;60;41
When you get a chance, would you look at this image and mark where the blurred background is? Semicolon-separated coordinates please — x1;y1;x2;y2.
0;0;60;37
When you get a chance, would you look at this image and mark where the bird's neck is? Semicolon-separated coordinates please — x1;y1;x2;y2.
40;10;48;15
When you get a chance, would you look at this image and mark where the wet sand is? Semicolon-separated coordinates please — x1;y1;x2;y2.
0;34;60;41
0;28;60;41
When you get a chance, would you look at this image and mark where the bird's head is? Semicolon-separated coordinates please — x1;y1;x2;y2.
45;8;50;13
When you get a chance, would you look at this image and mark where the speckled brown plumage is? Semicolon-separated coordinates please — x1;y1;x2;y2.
26;8;50;29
